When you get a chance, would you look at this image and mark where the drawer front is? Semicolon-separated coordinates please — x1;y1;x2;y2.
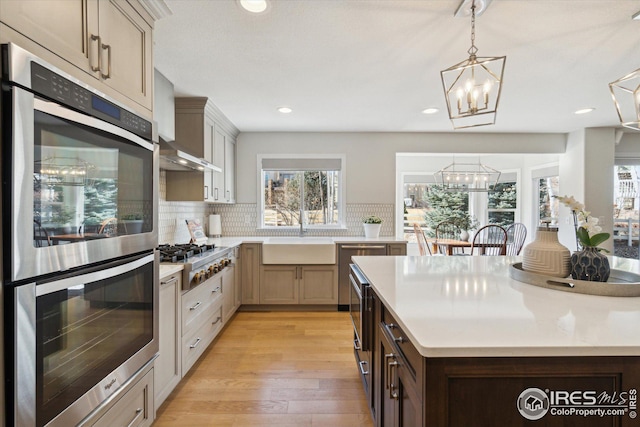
181;303;223;375
382;308;421;379
92;368;153;427
182;276;223;332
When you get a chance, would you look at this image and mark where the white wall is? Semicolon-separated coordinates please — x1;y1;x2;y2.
236;132;567;204
558;128;616;252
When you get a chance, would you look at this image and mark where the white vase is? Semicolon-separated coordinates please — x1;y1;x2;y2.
522;226;571;277
363;223;381;238
460;230;470;241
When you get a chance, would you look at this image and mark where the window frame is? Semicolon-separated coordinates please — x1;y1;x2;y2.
257;154;346;230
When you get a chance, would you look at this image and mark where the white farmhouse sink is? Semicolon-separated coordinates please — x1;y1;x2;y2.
262;237;336;264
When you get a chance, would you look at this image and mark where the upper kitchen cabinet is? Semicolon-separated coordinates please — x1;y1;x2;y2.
0;0;157;114
165;97;238;204
214;125;236;203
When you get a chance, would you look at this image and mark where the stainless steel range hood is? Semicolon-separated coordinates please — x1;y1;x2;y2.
159;139;221;172
154;69;221;172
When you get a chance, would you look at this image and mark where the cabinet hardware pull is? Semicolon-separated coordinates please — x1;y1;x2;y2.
205;185;209;199
389;359;399;400
101;43;111;79
126;408;144;427
189;337;202;348
214;188;219;200
189;301;202;311
394;336;405;344
90;34;101;72
212;316;221;325
341;245;386;249
358;360;369;375
353;339;361;351
161;277;178;286
384;353;394;391
213;286;221;293
226;190;230;200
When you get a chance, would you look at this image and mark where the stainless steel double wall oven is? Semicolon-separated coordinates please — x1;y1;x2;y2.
2;43;159;427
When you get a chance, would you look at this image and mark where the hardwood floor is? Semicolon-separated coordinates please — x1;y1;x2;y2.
154;311;373;427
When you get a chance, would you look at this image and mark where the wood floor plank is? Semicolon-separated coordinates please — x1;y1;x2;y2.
155;311;372;426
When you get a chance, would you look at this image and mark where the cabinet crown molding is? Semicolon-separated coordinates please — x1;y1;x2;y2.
136;0;173;21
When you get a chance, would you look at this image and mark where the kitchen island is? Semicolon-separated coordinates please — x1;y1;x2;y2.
352;255;640;427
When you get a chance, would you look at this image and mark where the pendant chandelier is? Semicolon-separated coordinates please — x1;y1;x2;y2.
609;68;640;131
435;160;501;192
440;0;506;129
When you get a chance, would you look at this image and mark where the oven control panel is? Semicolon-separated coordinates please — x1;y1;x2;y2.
30;62;152;140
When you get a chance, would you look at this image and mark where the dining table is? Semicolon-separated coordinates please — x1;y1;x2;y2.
49;233;103;245
428;238;472;255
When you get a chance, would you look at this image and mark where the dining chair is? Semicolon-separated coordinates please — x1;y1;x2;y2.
98;217;118;237
505;223;527;255
413;223;432;256
471;224;508;255
435;221;462;254
33;220;51;247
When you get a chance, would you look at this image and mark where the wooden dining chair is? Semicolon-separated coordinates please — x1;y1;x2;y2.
505;223;527;255
33;220;51;247
98;217;118;237
435;221;462;254
413;223;432;256
471;224;508;255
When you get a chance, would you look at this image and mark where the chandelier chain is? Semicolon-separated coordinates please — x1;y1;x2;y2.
467;1;478;57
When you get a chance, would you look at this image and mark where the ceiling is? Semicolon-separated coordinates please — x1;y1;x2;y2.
153;0;640;134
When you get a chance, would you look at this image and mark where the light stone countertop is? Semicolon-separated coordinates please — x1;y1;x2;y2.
198;236;407;248
352;255;640;358
159;264;183;278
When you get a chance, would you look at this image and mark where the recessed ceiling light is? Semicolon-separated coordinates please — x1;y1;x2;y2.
422;108;439;115
277;107;292;114
574;108;595;115
178;159;188;165
239;0;268;13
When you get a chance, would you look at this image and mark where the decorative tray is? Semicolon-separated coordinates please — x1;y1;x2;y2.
509;263;640;297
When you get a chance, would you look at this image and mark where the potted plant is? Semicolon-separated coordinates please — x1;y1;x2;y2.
362;215;383;238
120;213;144;234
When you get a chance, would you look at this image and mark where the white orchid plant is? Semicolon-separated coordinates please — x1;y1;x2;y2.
555;195;610;252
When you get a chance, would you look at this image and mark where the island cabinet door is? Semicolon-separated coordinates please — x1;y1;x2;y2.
378;326;423;427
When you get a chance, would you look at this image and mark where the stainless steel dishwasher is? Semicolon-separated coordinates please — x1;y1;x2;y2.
338;243;387;310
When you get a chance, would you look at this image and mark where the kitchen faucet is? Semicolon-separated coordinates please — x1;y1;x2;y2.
299;203;306;237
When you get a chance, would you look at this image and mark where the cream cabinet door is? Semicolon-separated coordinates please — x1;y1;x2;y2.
224;138;236;203
299;266;337;304
213;126;226;201
260;265;298;304
97;0;153;110
155;273;181;409
0;0;99;77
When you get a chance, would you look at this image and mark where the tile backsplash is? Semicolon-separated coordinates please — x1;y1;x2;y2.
159;171;394;243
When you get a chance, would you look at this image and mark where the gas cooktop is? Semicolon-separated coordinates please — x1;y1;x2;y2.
158;243;217;263
158;243;234;291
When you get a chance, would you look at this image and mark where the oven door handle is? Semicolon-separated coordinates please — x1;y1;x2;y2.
35;253;155;296
33;98;154;152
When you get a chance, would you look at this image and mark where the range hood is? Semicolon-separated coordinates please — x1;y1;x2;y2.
154;69;220;172
159;139;221;172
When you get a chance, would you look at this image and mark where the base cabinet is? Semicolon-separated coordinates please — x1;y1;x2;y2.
367;288;640;427
155;271;181;409
222;262;238;321
241;243;261;304
91;366;154;427
260;265;337;305
181;275;223;376
376;305;423;427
